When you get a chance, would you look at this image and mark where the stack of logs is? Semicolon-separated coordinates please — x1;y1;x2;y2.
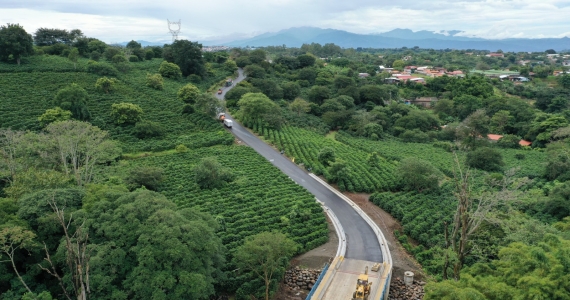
284;266;323;290
388;277;425;300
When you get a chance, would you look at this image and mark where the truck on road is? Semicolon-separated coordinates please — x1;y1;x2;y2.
223;119;233;128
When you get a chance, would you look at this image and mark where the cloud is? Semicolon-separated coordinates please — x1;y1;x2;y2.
1;0;569;42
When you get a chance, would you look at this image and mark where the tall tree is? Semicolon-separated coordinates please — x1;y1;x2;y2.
45;120;120;186
233;232;297;300
0;226;36;295
289;98;311;116
68;47;79;69
0;23;34;65
53;83;91;120
164;39;205;77
237;92;280;120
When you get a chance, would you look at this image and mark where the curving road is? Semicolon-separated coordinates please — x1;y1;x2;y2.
216;69;383;262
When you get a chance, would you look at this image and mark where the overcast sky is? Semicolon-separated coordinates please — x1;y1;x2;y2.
1;0;570;43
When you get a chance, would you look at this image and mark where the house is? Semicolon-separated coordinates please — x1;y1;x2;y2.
409;78;426;84
384;77;400;84
402;55;413;61
518;60;531;66
446;70;464;76
487;134;503;141
358;73;370;78
563;60;570;67
519;140;532;147
410;97;438;107
486;53;505;58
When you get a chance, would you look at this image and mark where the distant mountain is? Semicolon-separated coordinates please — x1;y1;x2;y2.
114;40;166;47
224;27;570;52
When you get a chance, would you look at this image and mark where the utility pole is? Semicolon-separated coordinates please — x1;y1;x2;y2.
167;19;181;43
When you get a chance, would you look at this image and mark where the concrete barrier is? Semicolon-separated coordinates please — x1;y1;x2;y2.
309;173;393;299
315;198;347;257
309;256;344;300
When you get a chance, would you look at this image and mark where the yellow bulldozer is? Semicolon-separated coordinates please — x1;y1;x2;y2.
352;266;372;300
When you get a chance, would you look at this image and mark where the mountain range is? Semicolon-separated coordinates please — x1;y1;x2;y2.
205;27;570;52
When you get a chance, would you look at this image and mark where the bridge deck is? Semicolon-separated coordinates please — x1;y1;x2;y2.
321;259;383;300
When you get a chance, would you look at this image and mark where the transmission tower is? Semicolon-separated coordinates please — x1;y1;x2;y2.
167;19;181;43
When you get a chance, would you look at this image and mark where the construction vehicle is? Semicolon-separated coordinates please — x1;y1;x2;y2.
352;266;372;300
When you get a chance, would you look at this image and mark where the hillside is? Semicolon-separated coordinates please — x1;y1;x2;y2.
0;55;328;299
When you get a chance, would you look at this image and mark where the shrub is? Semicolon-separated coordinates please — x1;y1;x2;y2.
133;120;165;138
95;77;119;93
125;166;164;191
103;47;121;61
112;54;127;64
146;73;164;90
128;55;139;62
188;74;202;83
177;83;200;103
38;107;72;127
401;129;431;143
181;104;195;114
466;147;504;172
175;144;188;153
86;60;118;76
110;102;143;124
497;134;521;149
318;147;336;166
194;157;234;189
159;61;182;79
90;51;101;61
145;50;154;60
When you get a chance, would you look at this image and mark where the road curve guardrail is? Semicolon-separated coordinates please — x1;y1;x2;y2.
309;173;392;300
315;198;347;258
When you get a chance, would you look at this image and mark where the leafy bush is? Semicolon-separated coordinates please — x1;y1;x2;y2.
112;54;127;64
146;73;164;90
128;55;139;62
181;104;195;114
86;60;118;76
133;120;165;139
177;83;200;103
175;144;188;153
38;107;72;127
194;157;234;189
318;147;336;166
466;147;504;172
125;166;164;191
145;50;154;60
53;83;91;120
158;61;182;79
110;102;143;124
95;77;118;93
90;51;101;61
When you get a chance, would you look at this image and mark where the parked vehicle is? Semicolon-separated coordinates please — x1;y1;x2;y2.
217;89;223;94
223;119;233;128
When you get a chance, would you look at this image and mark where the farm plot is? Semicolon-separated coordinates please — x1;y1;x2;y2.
0;59;235;153
336;131;546;178
245;122;398;192
98;145;329;252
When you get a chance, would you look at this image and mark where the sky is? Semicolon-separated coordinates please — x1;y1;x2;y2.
1;0;570;44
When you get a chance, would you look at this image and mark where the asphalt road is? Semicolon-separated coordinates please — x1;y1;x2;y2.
216;69;383;262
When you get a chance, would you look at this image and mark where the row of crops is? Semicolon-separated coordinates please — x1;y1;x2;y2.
99;145;329;252
0;58;236;153
244;119;398;192
336;131;547;178
370;190;456;248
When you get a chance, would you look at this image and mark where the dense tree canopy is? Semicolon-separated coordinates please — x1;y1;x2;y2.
0;24;34;65
164;40;205;77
